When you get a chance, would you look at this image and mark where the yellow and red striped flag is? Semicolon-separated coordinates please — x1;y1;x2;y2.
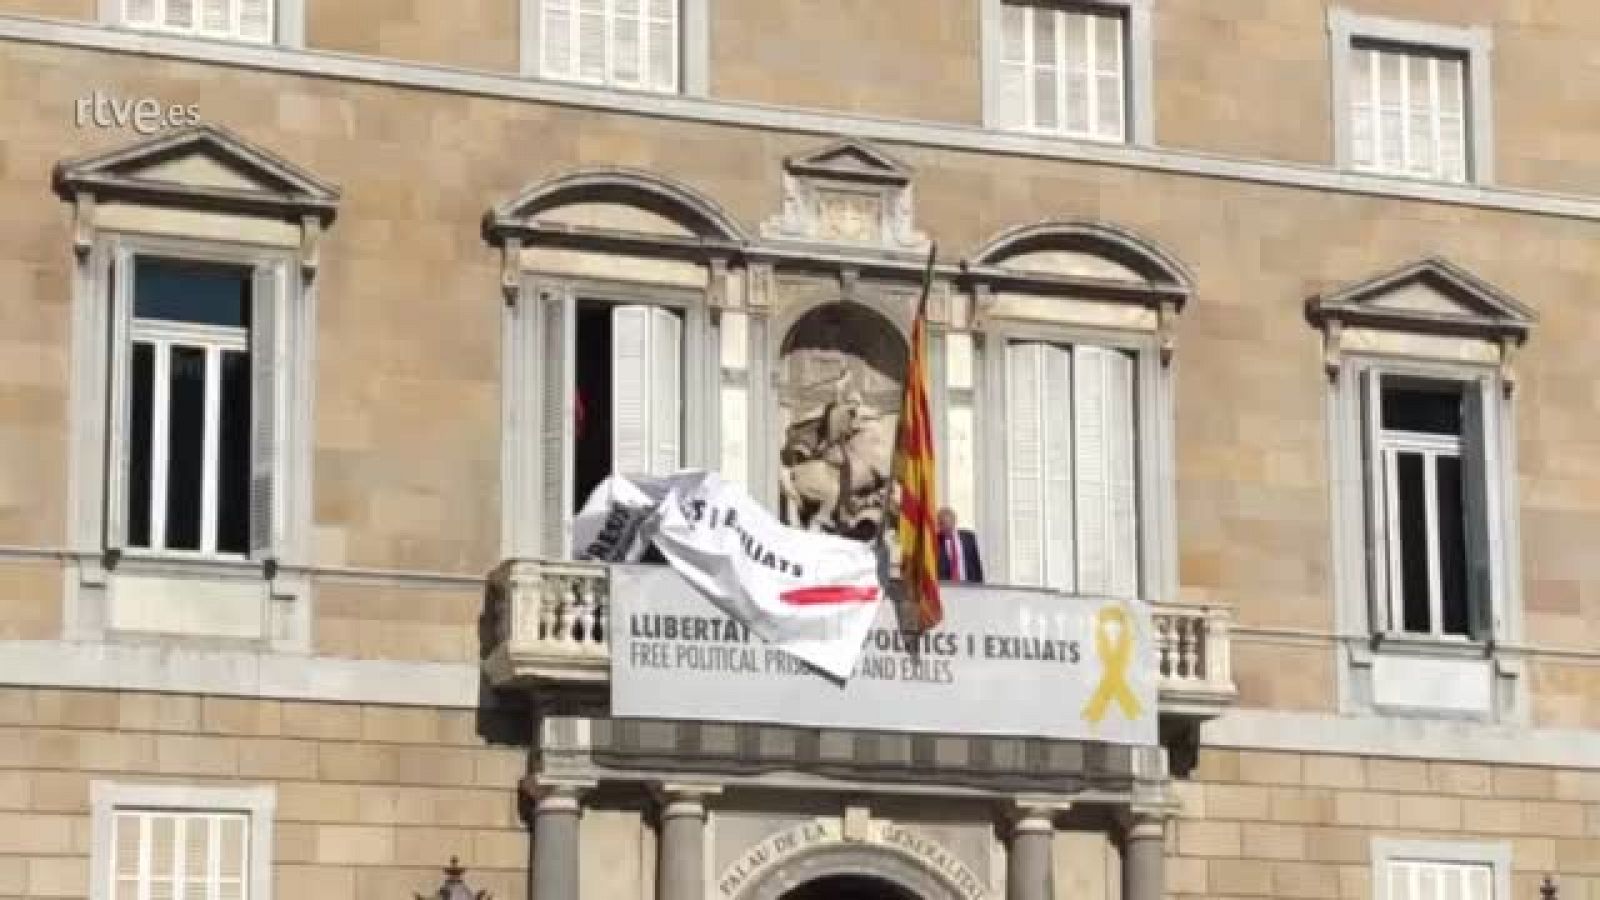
893;248;942;630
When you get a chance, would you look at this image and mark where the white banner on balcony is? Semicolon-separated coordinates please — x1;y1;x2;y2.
609;565;1158;745
573;470;884;680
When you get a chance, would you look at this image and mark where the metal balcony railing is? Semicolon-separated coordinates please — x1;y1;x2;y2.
483;559;1237;718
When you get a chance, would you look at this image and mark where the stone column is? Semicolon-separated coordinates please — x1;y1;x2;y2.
1123;811;1166;900
525;779;590;900
1006;805;1055;900
655;783;720;900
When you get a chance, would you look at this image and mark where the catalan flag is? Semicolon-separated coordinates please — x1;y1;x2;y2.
893;247;943;630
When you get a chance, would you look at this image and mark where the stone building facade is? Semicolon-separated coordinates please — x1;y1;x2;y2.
1;1;1599;899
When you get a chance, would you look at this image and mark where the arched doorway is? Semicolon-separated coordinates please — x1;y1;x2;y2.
775;302;907;539
780;873;923;900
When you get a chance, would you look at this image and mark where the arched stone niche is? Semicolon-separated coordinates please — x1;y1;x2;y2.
774;300;907;539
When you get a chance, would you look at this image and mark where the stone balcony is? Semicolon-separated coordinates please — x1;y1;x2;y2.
483;558;1238;721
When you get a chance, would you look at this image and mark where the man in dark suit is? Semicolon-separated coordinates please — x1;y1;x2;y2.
935;507;984;584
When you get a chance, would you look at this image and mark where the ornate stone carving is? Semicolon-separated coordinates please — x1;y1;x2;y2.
760;138;929;255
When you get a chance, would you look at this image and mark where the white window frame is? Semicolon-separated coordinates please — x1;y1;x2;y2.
100;0;304;46
90;782;275;900
125;267;254;561
1371;839;1510;900
979;319;1169;602
519;0;710;96
508;274;717;560
981;0;1153;145
1329;9;1494;184
1378;421;1467;642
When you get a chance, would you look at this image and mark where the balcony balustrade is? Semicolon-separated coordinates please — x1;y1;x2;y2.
483;558;1236;719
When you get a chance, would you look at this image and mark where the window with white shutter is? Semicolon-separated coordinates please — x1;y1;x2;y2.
1349;41;1468;182
121;0;275;43
111;811;249;900
539;0;680;92
1371;840;1508;900
549;296;685;556
111;255;283;564
1004;340;1137;596
995;1;1127;141
92;784;274;900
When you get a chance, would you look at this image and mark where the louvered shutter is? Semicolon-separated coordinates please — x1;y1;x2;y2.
125;0;157;26
1039;345;1075;592
217;816;246;900
1360;370;1391;633
200;0;228;33
646;0;676;90
248;263;279;564
1459;382;1494;641
1105;348;1138;597
113;813;143;900
106;248;136;551
1006;343;1045;587
650;308;682;474
1073;345;1110;594
1093;13;1125;138
996;3;1028;128
1032;8;1061;131
180;816;208;900
165;0;195;29
541;290;576;557
1350;46;1376;167
150;815;177;900
1406;55;1434;176
1437;57;1467;181
542;0;574;77
611;305;650;476
239;0;272;41
1377;51;1405;171
577;0;607;82
1061;10;1088;134
612;0;643;85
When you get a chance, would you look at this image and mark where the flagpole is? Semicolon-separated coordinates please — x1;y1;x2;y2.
880;243;938;551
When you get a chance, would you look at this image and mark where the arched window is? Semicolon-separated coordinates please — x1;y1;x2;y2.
486;169;744;557
960;220;1191;599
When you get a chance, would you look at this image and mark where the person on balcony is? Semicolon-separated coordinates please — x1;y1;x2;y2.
935;507;983;584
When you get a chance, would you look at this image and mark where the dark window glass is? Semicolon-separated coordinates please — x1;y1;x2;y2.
127;342;154;548
1395;452;1432;633
1382;383;1462;435
1437;456;1470;636
165;345;207;551
573;305;614;514
134;258;252;329
218;350;252;555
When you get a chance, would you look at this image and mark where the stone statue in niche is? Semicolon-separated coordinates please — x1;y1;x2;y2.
776;302;906;540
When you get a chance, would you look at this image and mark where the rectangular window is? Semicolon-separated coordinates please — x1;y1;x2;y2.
540;0;679;93
1350;41;1468;182
1380;856;1499;900
1370;374;1486;639
543;297;684;555
111;810;250;900
996;2;1126;140
122;0;275;43
1005;341;1137;597
124;258;254;559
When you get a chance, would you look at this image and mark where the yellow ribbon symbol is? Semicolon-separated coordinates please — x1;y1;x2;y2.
1082;605;1142;724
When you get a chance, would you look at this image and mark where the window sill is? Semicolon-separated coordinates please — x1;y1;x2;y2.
1345;164;1476;189
1370;632;1492;660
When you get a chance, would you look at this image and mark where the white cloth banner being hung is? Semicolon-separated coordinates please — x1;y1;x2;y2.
572;470;884;680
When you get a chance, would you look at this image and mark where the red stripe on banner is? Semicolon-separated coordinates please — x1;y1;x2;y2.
779;585;882;606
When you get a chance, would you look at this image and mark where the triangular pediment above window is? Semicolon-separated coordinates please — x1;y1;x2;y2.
785;137;913;186
53;124;340;223
1308;257;1534;342
761;137;928;255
